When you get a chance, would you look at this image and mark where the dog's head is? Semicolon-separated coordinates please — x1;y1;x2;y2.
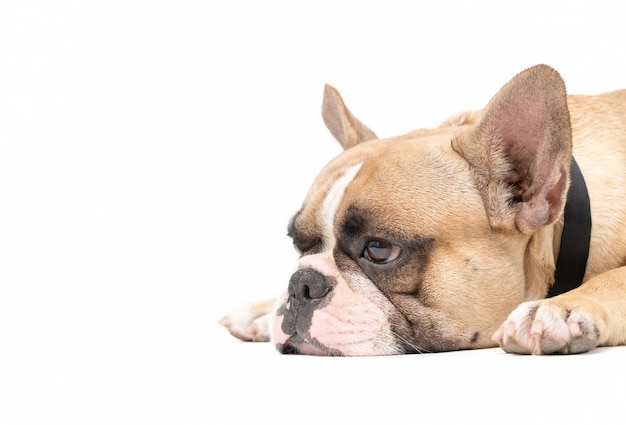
271;65;573;355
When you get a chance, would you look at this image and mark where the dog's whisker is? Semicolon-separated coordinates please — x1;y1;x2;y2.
390;331;431;354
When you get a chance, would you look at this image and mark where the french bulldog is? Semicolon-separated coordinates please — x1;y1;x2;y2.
220;64;626;356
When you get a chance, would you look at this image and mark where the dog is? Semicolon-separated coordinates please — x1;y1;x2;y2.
219;64;626;356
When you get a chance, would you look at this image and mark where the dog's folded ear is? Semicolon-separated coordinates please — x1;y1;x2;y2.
322;84;378;150
452;64;573;234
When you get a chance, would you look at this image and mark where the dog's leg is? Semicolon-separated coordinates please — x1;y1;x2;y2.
493;266;626;354
218;298;275;342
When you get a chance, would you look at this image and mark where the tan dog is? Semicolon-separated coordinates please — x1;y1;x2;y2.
220;64;626;355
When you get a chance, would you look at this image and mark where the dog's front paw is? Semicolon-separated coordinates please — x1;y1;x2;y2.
492;300;599;354
219;300;274;342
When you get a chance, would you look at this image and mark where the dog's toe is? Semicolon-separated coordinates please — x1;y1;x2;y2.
531;319;569;354
492;321;532;354
565;311;599;353
494;302;539;354
245;313;271;342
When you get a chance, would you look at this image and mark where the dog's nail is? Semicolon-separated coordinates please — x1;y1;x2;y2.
530;320;544;336
503;321;516;337
568;320;582;337
491;326;505;343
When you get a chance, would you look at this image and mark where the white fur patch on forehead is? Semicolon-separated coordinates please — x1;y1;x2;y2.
320;163;362;249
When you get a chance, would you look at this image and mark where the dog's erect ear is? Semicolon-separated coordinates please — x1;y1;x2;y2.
322;84;378;150
452;64;573;234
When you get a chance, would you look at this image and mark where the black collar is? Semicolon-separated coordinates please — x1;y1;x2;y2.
547;157;592;297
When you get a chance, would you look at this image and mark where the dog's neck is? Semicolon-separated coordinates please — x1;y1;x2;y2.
547;157;592;297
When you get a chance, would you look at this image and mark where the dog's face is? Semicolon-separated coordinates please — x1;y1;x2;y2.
271;65;573;355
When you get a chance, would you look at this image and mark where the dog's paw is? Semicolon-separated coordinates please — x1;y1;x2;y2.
219;300;274;342
492;300;599;354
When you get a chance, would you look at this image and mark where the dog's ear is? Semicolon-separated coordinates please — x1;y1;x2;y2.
322;84;378;150
452;64;573;234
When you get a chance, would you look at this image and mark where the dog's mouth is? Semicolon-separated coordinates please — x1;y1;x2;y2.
276;336;335;356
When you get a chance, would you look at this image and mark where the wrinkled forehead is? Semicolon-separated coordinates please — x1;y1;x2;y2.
290;133;476;241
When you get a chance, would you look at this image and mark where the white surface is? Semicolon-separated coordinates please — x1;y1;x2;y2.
214;331;626;425
1;1;626;424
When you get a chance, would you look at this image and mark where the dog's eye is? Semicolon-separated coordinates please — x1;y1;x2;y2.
363;240;401;264
292;238;304;254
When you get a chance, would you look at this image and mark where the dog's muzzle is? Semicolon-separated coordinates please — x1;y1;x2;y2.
275;268;336;354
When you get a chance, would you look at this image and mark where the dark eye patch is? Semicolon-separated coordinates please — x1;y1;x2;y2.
288;210;322;254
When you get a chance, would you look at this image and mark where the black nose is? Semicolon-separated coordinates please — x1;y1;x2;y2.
288;269;333;301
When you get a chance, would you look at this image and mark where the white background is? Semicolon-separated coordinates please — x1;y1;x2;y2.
2;1;626;424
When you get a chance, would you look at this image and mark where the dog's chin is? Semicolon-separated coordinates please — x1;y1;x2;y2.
276;338;333;356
